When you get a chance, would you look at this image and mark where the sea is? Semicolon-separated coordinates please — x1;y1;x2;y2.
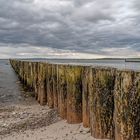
22;58;140;71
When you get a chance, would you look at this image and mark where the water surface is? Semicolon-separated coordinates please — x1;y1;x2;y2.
25;58;140;71
0;59;24;105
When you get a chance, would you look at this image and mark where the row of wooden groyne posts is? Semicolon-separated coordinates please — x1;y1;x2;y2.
10;59;140;140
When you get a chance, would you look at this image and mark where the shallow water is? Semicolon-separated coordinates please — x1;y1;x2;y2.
0;59;24;105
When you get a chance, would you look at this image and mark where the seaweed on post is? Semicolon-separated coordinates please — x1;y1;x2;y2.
37;62;47;105
66;65;83;124
82;66;92;128
90;67;116;139
57;65;67;119
46;64;54;108
52;64;58;109
114;70;140;140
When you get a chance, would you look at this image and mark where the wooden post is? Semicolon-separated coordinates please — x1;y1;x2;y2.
37;63;47;105
52;64;58;108
114;70;140;140
46;64;54;108
90;67;116;139
66;65;83;124
57;65;67;119
82;66;92;128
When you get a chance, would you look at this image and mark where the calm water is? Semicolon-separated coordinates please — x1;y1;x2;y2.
0;59;24;105
28;59;140;71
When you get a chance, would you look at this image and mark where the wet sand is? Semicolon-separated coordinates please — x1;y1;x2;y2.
0;60;94;140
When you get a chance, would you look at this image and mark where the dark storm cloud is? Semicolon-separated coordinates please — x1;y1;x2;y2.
0;0;140;58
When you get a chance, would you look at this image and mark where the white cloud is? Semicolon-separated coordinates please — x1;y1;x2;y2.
0;43;105;59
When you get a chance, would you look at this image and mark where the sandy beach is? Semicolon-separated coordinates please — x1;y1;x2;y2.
0;102;93;140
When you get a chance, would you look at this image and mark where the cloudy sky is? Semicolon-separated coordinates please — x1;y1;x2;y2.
0;0;140;59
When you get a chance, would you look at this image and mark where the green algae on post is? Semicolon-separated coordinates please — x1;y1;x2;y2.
57;65;67;119
66;65;83;124
90;67;116;139
32;62;39;99
52;64;58;109
82;66;92;128
46;63;54;108
37;62;47;105
114;70;140;140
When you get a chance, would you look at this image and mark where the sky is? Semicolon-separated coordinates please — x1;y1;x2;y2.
0;0;140;59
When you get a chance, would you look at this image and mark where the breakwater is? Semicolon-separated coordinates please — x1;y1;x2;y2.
10;59;140;140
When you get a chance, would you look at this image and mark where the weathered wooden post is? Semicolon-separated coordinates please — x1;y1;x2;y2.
57;65;67;119
23;61;28;87
18;61;23;81
37;62;47;105
20;61;24;82
32;62;39;99
27;62;34;90
46;64;54;108
52;64;58;108
66;65;83;124
90;67;116;139
82;66;92;128
114;70;140;140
